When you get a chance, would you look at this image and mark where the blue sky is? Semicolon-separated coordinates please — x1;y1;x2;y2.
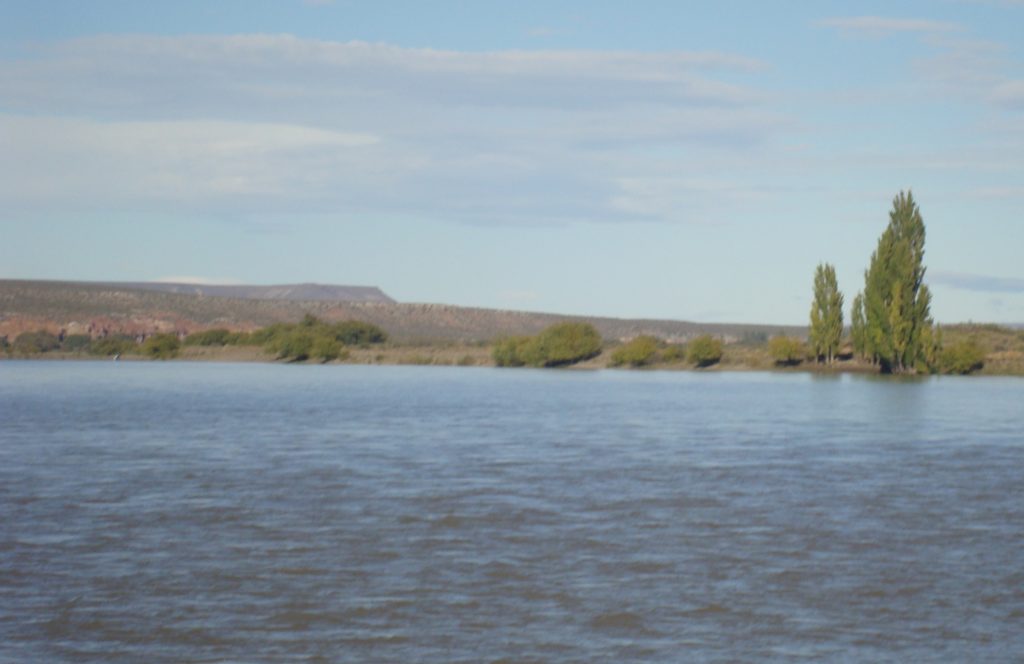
2;1;1023;324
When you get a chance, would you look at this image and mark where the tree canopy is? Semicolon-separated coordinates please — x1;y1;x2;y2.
858;191;935;373
493;322;602;368
686;335;723;368
768;335;805;366
809;263;844;364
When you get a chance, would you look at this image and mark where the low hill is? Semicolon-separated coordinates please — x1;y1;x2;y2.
103;281;394;303
0;279;804;343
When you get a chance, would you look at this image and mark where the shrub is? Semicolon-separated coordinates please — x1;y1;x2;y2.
330;320;387;345
939;339;985;375
768;336;805;366
661;344;687;362
530;322;602;367
609;335;660;367
267;329;315;361
493;323;603;368
687;335;723;368
141;333;181;360
61;334;93;352
310;336;348;363
250;317;387;360
248;323;293;346
13;330;61;354
90;335;138;357
184;328;233;346
492;335;533;367
226;331;253;345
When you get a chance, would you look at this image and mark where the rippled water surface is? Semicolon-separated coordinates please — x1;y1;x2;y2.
2;362;1023;662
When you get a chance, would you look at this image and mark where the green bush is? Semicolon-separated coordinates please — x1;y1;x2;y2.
0;336;9;353
13;330;61;354
768;336;805;366
310;336;348;363
493;322;603;368
661;344;686;363
250;316;387;360
687;335;723;368
492;335;533;367
184;328;234;346
939;339;985;375
90;335;138;357
267;328;315;361
226;331;253;345
530;322;602;367
330;320;387;345
61;334;93;352
609;335;660;367
141;333;181;360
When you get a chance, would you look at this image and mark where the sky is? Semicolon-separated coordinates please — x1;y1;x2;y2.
1;1;1023;325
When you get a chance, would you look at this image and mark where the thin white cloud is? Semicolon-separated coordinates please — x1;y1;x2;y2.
930;271;1024;294
0;35;765;117
0;116;379;204
815;18;1024;116
992;80;1024;109
816;16;960;35
0;35;777;225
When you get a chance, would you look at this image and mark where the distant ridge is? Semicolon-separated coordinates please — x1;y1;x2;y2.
97;281;395;304
0;279;803;343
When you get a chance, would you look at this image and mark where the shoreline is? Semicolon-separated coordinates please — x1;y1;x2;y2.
5;344;1021;376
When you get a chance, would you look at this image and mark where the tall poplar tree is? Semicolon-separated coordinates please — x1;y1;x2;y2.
850;292;866;359
809;263;844;364
861;191;934;373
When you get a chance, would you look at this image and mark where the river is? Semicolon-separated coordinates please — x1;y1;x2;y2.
2;362;1022;661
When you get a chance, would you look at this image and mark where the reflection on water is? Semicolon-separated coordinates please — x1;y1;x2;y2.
1;363;1023;662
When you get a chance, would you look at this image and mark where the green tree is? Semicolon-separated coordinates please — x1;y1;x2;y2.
861;191;935;373
687;335;723;368
850;292;867;359
809;263;844;364
918;323;943;373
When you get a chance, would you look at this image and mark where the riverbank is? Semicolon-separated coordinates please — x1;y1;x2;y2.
7;341;1022;375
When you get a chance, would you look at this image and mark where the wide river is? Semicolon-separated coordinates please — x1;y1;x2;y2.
1;362;1023;662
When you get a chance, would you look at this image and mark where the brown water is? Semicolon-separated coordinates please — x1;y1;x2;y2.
2;363;1023;662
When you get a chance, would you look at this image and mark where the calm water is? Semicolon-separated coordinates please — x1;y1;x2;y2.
1;362;1023;662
